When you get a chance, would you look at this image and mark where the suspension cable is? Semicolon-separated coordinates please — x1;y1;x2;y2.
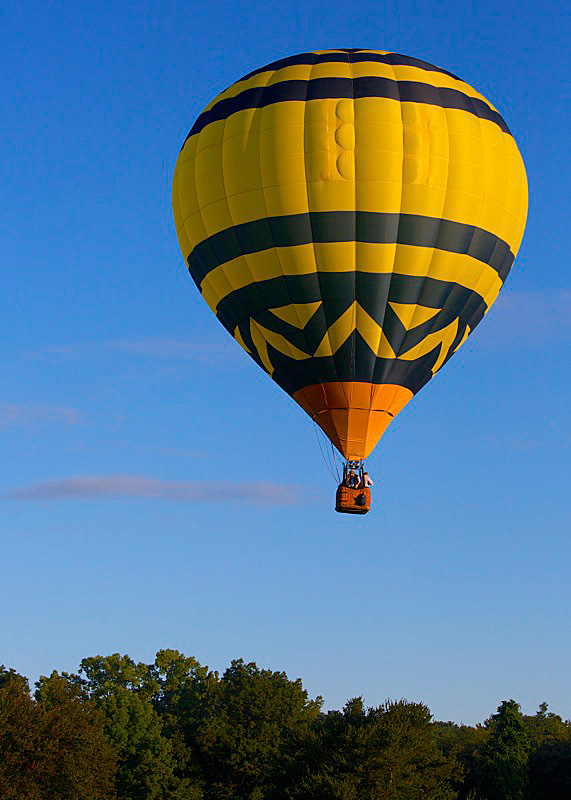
330;442;342;483
313;422;339;483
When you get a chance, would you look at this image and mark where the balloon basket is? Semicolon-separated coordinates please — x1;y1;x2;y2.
335;461;371;514
335;485;371;514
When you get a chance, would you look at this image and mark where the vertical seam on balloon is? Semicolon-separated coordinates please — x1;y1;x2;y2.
446;92;494;348
348;49;364;447
189;132;203;253
469;104;496;311
414;87;457;369
398;104;439;340
270;57;318;344
377;59;405;379
193;127;207;276
297;52;333;410
383;96;450;376
326;60;351;409
349;50;358;419
261;59;317;365
240;76;282;368
410;100;452;342
431;86;492;370
507;147;524;256
328;53;350;419
176;151;191;269
451;91;499;351
395;89;455;366
471;108;516;334
349;60;375;419
500;136;523;268
485;124;513;287
173;155;184;256
303;55;347;413
514;148;528;248
220;77;273;370
217;108;256;346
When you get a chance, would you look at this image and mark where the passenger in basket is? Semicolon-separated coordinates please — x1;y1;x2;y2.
362;472;374;488
346;470;359;488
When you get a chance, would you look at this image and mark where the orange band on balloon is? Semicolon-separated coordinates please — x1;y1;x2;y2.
293;382;413;460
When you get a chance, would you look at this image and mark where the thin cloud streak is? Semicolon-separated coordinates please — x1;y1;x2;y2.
104;337;238;362
0;404;84;429
476;289;571;346
1;475;301;507
37;337;241;364
36;291;571;364
482;434;553;452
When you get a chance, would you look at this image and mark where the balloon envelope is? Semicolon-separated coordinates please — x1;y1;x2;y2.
173;50;527;460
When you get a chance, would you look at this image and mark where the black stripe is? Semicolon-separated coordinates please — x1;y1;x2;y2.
187;211;514;287
239;50;461;82
271;337;442;396
184;77;509;145
212;271;489;396
215;271;486;339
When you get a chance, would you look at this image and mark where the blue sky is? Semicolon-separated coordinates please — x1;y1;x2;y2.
1;0;570;724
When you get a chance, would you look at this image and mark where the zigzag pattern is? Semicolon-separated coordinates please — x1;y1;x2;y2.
231;275;473;397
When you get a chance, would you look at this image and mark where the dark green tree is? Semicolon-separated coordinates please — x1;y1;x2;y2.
529;737;571;800
99;688;197;799
287;697;367;799
291;697;460;799
193;658;323;799
474;700;530;800
357;699;460;799
523;702;570;749
0;668;42;800
79;653;203;799
434;720;489;799
80;653;150;699
145;648;216;791
15;652;571;800
525;703;571;800
34;671;118;799
1;667;116;800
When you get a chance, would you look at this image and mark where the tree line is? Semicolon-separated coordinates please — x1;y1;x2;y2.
1;651;569;799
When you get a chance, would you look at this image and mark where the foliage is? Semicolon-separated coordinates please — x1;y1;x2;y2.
0;667;41;800
434;720;488;799
0;666;116;800
473;699;530;800
79;653;204;799
526;703;571;800
2;655;571;799
191;658;323;798
293;697;461;799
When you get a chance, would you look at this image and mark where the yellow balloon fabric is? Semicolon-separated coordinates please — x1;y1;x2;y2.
172;50;528;460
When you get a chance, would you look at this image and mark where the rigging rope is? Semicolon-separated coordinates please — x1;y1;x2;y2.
313;422;339;483
330;442;342;483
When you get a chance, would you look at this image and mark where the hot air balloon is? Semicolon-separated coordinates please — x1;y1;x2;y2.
172;49;527;514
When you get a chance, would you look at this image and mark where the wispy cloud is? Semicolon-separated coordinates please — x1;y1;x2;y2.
56;440;208;460
1;475;300;506
104;337;238;362
476;289;571;346
150;445;209;459
483;434;552;451
37;337;241;364
0;404;84;429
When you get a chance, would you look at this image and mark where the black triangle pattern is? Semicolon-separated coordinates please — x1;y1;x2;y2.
216;271;484;397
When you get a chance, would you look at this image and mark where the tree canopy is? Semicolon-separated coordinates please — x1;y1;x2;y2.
1;655;569;800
